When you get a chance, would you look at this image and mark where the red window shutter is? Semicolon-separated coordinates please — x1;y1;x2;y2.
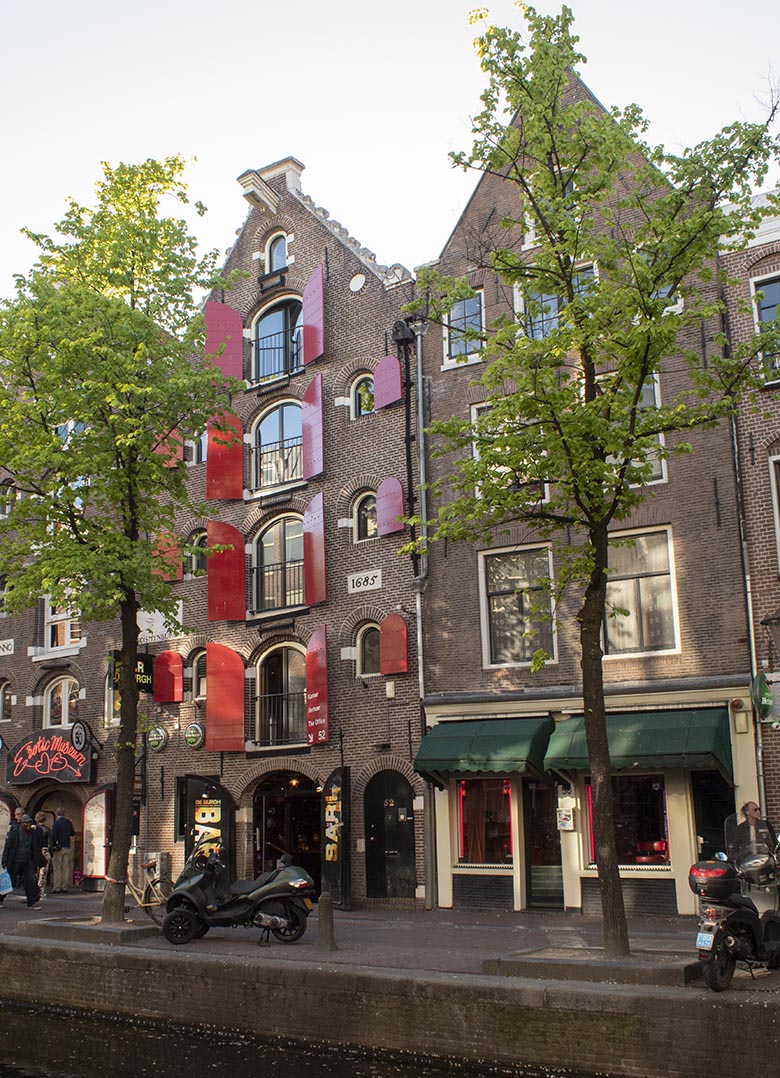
205;301;244;379
206;411;244;500
152;532;183;582
205;642;245;752
374;355;403;409
303;492;327;606
305;625;329;745
207;520;246;621
153;651;183;703
302;264;325;365
376;476;405;536
380;613;409;675
302;374;324;479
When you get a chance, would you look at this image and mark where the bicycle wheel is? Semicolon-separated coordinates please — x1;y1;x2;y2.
141;877;175;925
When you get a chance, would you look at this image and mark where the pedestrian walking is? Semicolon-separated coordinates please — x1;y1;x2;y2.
1;814;45;909
50;807;76;893
34;811;52;899
0;807;24;907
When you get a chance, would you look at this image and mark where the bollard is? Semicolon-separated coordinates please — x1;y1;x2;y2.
316;889;338;951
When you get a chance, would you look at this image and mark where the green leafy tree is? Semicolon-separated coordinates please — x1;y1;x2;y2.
0;157;239;923
410;7;780;956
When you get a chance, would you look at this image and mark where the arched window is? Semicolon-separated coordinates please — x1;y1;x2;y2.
0;680;11;722
0;480;17;519
354;493;378;542
255;645;306;745
251;402;303;492
253;515;304;613
267;233;288;273
351;374;375;418
191;649;207;703
44;675;80;728
184;529;208;577
252;298;303;383
194;429;208;464
357;624;380;677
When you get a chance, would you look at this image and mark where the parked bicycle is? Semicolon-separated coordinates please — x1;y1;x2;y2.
125;858;174;925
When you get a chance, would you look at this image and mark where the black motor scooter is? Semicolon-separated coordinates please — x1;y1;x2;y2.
162;838;316;946
689;811;780;991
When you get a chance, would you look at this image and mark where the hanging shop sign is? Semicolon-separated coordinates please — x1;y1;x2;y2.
320;766;351;909
183;722;205;749
110;650;154;695
7;730;94;786
146;725;168;752
305;625;329;745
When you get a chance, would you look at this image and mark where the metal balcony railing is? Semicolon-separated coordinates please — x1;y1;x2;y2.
251;329;302;383
250;558;304;614
251;437;303;491
250;691;306;746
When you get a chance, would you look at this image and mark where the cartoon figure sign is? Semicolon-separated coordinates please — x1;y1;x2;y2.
7;730;94;786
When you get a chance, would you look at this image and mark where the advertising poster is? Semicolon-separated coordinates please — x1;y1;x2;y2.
185;776;234;867
82;787;111;878
320;766;351;909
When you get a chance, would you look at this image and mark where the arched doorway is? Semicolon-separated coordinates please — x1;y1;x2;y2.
253;772;320;888
364;771;416;899
29;787;83;890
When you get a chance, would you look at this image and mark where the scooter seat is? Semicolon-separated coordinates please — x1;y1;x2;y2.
229;870;276;896
727;893;759;914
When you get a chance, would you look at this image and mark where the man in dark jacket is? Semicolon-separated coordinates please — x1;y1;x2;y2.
2;814;45;908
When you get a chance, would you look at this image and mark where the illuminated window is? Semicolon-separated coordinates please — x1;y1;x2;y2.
457;779;513;864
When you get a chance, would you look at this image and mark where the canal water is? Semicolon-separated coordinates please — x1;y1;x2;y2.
0;1000;599;1078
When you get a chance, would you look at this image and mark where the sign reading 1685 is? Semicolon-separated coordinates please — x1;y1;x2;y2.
347;569;382;594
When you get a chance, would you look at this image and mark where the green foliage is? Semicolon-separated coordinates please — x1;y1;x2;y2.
410;5;780;590
0;156;240;629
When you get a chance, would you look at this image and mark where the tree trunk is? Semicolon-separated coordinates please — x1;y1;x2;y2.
579;527;630;958
100;592;140;924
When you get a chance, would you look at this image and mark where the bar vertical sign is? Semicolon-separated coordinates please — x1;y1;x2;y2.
306;624;329;745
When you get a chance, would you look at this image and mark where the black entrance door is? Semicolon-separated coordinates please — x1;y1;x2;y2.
523;779;563;908
254;772;321;889
364;771;416;899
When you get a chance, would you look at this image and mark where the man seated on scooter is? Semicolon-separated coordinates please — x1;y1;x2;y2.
735;802;778;855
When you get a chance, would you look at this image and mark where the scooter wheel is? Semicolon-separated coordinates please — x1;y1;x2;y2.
703;933;736;992
162;908;200;945
271;904;307;943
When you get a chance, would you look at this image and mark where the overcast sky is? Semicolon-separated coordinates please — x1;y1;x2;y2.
0;0;776;299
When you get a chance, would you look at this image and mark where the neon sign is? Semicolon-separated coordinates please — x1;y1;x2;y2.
7;731;94;786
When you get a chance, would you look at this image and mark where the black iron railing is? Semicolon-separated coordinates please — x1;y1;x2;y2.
251;437;303;491
250;559;304;614
249;691;306;746
251;329;302;383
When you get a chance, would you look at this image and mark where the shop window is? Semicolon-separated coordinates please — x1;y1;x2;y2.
251;515;304;613
351;374;375;418
479;545;554;666
604;529;677;655
443;291;483;364
251;298;303;383
457;778;513;865
254;645;306;746
251;401;303;492
354;493;378;542
586;774;668;866
357;624;380;677
0;680;11;722
752;273;780;379
44;675;80;728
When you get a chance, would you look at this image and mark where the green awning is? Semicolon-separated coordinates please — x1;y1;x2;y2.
543;708;733;783
414;716;555;787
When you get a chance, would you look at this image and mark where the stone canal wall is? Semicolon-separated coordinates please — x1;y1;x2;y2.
1;935;778;1078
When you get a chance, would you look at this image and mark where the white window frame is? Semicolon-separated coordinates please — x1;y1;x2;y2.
183;529;208;579
0;680;11;723
29;596;85;661
751;271;780;383
44;674;81;728
264;230;290;273
350;373;376;419
356;623;381;678
192;649;207;703
442;289;485;369
470;403;549;503
104;671;120;727
353;492;378;543
478;543;556;669
514;263;597;340
603;526;680;659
